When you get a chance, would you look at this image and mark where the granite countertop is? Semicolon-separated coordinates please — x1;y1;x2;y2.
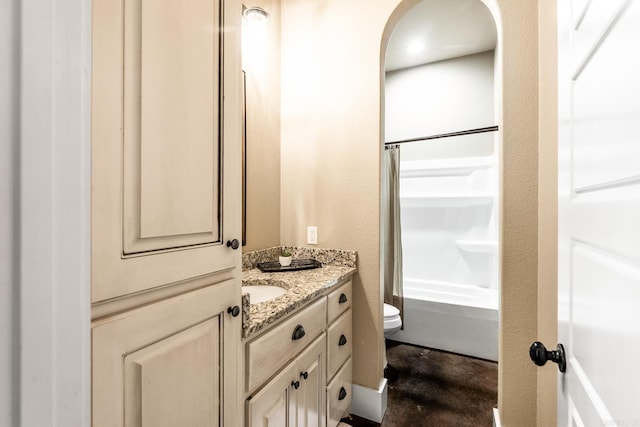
242;247;357;338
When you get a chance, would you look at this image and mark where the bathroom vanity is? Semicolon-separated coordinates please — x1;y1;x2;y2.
242;247;356;427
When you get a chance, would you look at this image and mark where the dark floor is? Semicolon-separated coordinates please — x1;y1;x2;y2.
342;341;498;427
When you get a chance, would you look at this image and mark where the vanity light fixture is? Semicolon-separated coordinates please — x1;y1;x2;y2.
243;6;270;24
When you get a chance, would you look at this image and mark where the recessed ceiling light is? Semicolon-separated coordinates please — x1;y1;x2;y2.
407;41;425;54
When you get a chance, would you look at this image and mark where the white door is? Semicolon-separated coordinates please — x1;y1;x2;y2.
558;0;640;425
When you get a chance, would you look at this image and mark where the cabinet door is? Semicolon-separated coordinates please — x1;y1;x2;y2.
293;335;326;427
327;359;352;427
92;280;239;427
246;360;296;427
92;0;242;302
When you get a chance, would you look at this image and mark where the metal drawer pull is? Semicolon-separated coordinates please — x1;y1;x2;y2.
300;371;308;380
338;387;347;401
339;293;348;304
291;380;300;390
338;334;348;346
292;324;306;341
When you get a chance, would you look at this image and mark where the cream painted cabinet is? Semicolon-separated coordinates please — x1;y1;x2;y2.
326;282;353;425
245;280;353;427
247;335;325;427
92;0;242;303
327;360;352;427
291;335;325;427
91;0;243;425
246;360;293;427
92;281;239;426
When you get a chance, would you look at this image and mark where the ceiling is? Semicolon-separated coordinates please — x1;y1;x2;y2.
385;0;497;72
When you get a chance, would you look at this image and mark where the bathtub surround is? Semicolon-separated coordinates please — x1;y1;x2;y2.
390;154;499;360
392;284;499;360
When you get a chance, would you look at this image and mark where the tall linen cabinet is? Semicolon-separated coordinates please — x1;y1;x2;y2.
90;0;243;425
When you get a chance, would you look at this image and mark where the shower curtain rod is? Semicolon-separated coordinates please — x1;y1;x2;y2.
384;125;499;147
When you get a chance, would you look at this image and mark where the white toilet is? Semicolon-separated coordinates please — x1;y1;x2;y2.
383;303;402;338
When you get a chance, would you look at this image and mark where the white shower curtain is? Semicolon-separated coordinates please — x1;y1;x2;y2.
383;145;403;321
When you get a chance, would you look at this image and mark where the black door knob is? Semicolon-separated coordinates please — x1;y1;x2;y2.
226;239;240;250
339;293;348;304
338;387;347;401
227;306;240;317
338;334;348;346
300;371;308;380
529;341;566;373
292;324;306;341
291;380;300;390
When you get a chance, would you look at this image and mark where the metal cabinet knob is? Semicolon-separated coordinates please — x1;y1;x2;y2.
339;293;348;304
529;341;566;373
300;371;308;380
291;380;300;390
227;306;240;317
226;239;240;250
338;334;348;346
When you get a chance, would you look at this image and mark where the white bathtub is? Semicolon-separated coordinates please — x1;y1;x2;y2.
391;278;499;361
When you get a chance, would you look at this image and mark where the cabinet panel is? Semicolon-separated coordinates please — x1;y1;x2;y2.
327;309;352;381
327;359;352;427
91;0;242;302
123;0;220;252
124;320;218;427
294;335;326;427
246;360;296;427
248;335;326;427
92;280;239;427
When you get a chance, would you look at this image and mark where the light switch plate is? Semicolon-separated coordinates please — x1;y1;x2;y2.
307;226;318;245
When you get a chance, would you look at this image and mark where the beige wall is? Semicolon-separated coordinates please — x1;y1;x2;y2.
537;0;558;425
279;0;406;390
495;1;540;426
254;0;553;423
243;0;282;252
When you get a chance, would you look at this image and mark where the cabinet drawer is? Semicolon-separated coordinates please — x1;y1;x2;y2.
327;280;352;324
327;309;352;381
247;297;327;392
327;358;352;427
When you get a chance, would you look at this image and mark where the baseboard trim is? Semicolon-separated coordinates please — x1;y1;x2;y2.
493;407;501;427
350;379;388;423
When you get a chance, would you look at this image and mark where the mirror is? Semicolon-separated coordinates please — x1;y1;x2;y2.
241;1;281;252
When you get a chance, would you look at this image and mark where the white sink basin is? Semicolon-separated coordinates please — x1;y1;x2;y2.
242;285;286;304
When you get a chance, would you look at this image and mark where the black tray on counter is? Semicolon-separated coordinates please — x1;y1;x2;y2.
257;259;322;273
